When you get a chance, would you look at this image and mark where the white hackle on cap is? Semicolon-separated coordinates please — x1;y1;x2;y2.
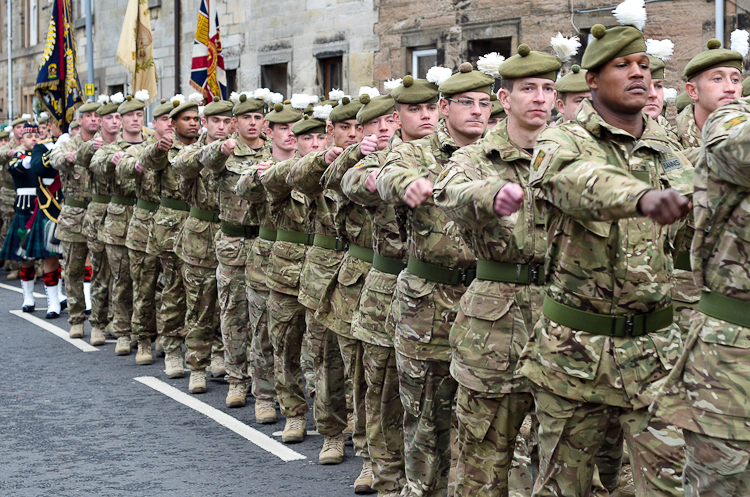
425;66;452;87
313;104;333;121
613;0;647;31
646;39;674;61
731;30;750;57
550;34;580;63
477;53;506;78
383;79;403;92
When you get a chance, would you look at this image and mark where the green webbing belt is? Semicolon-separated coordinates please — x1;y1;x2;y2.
136;199;159;212
64;198;89;208
110;195;136;206
313;234;347;251
91;194;111;204
2;182;14;189
476;260;544;285
372;254;407;276
276;229;314;245
348;244;374;263
542;295;674;337
220;221;259;238
259;227;277;241
159;197;189;212
698;291;750;329
406;256;476;286
674;252;691;272
189;207;220;223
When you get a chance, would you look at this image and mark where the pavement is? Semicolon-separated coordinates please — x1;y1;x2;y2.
0;278;366;497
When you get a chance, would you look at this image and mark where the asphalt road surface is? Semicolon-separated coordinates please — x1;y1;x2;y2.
0;278;364;497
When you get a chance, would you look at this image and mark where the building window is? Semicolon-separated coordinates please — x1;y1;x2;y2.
24;0;39;47
261;63;288;96
411;48;437;78
108;84;125;97
21;86;35;114
226;69;237;95
319;56;342;96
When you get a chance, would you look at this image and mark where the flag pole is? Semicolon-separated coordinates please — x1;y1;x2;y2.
7;0;12;121
58;0;66;131
85;0;94;91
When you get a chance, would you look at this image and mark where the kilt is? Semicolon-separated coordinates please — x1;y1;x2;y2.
0;210;33;261
25;212;62;259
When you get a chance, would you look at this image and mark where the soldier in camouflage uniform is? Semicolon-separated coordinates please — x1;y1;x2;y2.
319;90;399;491
118;99;172;364
49;101;99;341
90;93;149;356
341;77;440;497
260;98;324;425
81;96;122;346
173;97;233;394
141;93;202;378
236;100;305;424
520;15;691;496
200;92;271;407
433;45;561;497
0;116;33;279
288;96;363;450
554;65;590;123
653;96;750;497
375;64;495;497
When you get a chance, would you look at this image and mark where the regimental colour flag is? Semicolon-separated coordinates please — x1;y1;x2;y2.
116;0;159;105
35;0;84;130
189;0;227;101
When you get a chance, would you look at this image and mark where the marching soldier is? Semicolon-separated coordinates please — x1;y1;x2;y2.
554;65;590;123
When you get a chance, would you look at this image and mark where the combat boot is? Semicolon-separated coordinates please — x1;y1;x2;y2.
136;338;154;365
189;370;207;394
90;327;106;346
318;434;345;465
207;353;226;377
282;416;307;443
254;399;277;424
377;493;401;497
115;336;131;356
164;349;185;378
226;382;248;408
69;323;84;339
104;322;115;337
354;458;375;494
7;269;20;280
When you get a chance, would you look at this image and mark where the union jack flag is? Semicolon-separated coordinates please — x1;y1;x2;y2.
189;0;226;101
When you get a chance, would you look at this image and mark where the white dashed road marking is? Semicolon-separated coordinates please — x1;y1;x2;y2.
0;281;46;299
134;376;307;462
10;309;99;352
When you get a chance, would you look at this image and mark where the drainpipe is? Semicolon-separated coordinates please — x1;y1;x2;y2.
85;0;94;90
7;0;11;120
174;0;181;94
716;0;725;47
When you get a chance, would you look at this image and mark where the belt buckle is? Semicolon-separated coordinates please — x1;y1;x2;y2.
335;237;347;252
449;267;467;286
624;314;635;336
529;263;540;285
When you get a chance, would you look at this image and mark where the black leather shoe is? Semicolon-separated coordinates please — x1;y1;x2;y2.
46;311;60;319
59;299;67;311
22;305;34;313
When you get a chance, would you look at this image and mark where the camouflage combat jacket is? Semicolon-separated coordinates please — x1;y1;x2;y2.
520;99;693;410
0;140;19;207
654;97;750;440
50;135;91;244
261;153;312;296
90;134;142;246
676;103;701;164
172;133;220;268
202;134;271;266
434;119;545;395
80;133;112;250
288;149;345;311
119;136;160;253
140;136;191;256
376;119;476;362
235;153;276;292
342;132;407;347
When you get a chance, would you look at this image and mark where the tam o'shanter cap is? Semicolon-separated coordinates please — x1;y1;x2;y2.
675;91;693;113
169;92;203;119
117;90;150;115
498;34;575;82
646;38;673;79
69;119;80;130
153;99;173;117
11;114;32;127
743;76;750;97
37;112;49;125
292;114;327;135
0;128;9;139
203;96;235;117
581;0;648;70
438;62;495;96
555;65;590;93
97;92;125;116
329;96;363;123
683;30;748;80
490;94;506;118
390;75;439;104
230;91;266;116
266;101;304;124
356;86;395;123
77;99;101;115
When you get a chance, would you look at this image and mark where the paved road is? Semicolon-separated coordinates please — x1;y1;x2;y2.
0;278;364;496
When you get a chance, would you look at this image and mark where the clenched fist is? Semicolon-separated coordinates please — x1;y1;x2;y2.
134;160;145;174
111;151;124;166
324;147;344;165
493;183;524;217
256;160;272;176
365;169;379;193
360;135;378;156
221;139;237;156
158;130;173;152
92;137;103;151
637;189;692;225
404;177;434;208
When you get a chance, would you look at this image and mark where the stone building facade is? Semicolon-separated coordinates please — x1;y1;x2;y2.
0;0;748;121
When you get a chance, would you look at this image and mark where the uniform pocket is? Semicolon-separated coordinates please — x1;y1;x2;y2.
532;315;605;381
104;204;128;238
179;217;211;260
267;241;306;289
394;271;437;344
455;386;499;443
57;206;85;234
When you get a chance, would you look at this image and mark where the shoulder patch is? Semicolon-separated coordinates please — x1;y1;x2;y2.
532;150;546;170
661;157;682;172
437;167;451;183
725;115;747;130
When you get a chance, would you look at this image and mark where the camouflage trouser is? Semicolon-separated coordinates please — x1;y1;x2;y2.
157;251;186;353
453;386;533;497
183;263;220;371
248;286;274;402
87;244;111;330
129;248;160;339
397;353;458;497
302;329;315;398
532;389;684;497
217;261;250;386
307;308;347;436
684;430;750;497
61;241;88;326
363;342;405;494
339;334;368;459
105;244;133;338
267;290;307;412
0;191;14;259
593;417;626;493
